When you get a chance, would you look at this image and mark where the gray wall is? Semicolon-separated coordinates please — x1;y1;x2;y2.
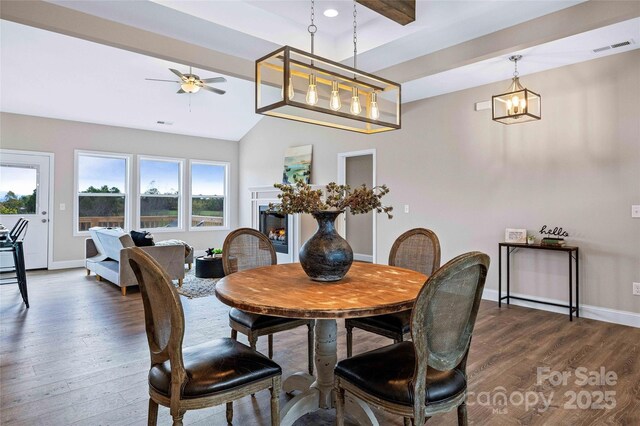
239;51;640;314
346;155;373;257
0;113;239;264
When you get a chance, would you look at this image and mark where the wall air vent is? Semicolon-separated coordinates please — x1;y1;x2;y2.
593;39;634;53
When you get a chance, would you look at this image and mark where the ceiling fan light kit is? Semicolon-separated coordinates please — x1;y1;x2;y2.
492;55;541;125
255;0;401;134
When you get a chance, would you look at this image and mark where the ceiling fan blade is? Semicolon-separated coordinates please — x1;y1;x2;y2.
201;85;226;95
177;89;186;94
145;78;180;83
201;77;227;84
170;68;187;81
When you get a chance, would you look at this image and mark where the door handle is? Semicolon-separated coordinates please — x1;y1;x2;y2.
42;211;47;215
41;219;48;223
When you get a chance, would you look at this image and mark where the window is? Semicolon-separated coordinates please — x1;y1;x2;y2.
139;157;183;230
75;152;129;233
189;161;229;229
0;165;37;215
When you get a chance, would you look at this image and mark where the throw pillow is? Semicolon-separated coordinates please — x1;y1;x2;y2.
130;230;155;247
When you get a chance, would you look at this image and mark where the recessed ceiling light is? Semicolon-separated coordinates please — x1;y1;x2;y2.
323;9;339;18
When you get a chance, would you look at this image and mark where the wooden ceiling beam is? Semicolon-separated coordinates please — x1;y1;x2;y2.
356;0;415;26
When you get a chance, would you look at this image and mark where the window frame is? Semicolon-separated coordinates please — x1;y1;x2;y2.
137;155;185;233
188;160;230;232
74;150;132;237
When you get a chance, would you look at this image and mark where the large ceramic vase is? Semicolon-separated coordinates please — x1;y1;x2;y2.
299;210;353;282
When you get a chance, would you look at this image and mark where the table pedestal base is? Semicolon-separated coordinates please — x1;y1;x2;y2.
280;319;379;426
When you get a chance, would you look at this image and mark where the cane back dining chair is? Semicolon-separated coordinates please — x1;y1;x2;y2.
335;251;490;426
127;247;282;426
223;228;315;375
345;228;441;357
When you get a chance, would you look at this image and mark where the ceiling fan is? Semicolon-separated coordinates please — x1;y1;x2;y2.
146;67;226;95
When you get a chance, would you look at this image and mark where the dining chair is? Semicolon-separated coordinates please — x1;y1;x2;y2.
0;218;30;307
345;228;440;357
223;228;315;375
335;251;490;426
127;247;282;426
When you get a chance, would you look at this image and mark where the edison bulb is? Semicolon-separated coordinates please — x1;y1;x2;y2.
306;74;318;106
350;87;361;115
369;92;380;120
329;81;341;111
281;77;295;100
506;99;513;115
519;98;526;110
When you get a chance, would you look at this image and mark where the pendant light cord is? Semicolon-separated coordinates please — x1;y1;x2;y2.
308;0;317;62
353;0;358;71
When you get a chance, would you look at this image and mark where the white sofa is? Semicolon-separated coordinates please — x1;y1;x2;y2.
85;227;187;296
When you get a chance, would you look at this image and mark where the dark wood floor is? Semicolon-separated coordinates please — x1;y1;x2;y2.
1;268;639;425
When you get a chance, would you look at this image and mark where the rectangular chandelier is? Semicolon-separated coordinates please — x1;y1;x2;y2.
256;46;401;134
492;87;541;125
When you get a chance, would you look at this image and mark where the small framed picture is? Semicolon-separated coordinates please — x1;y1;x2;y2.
505;228;527;243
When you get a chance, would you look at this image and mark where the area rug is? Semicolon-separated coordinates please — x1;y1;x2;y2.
173;268;219;299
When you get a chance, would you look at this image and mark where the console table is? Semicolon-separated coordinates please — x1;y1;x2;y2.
498;242;579;321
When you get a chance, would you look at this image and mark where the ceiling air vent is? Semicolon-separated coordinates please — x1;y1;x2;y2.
156;120;173;125
593;39;634;53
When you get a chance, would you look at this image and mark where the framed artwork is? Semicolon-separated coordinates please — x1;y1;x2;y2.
505;228;527;243
282;145;312;184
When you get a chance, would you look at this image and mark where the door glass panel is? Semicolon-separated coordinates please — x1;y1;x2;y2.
0;165;37;215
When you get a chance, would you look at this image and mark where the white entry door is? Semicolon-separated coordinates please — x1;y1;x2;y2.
0;151;51;269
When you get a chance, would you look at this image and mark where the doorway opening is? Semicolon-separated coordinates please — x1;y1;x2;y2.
337;149;376;263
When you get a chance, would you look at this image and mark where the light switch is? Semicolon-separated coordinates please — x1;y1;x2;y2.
633;205;640;218
404;204;409;214
60;203;66;211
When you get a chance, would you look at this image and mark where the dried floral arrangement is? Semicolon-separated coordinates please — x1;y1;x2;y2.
269;181;393;218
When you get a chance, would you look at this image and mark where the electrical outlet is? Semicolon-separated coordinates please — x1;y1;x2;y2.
59;203;66;211
634;282;640;296
404;204;409;214
632;205;640;218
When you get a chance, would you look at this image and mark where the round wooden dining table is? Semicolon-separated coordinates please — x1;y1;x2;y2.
215;262;427;426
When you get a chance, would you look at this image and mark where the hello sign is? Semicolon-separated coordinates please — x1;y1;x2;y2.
539;225;569;238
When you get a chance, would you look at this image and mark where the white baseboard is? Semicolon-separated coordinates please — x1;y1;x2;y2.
48;259;85;270
482;288;640;328
354;253;374;263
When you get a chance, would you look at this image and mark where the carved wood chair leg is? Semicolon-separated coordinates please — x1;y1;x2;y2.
231;329;238;340
268;334;273;359
403;417;411;426
147;398;158;426
307;322;314;375
86;268;91;276
457;402;468;426
96;275;101;282
270;376;281;426
346;325;353;358
249;334;257;351
188;263;192;270
170;409;185;426
178;278;183;288
121;286;127;296
226;402;233;425
335;382;346;426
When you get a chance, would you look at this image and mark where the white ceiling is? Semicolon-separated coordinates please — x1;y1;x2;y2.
1;1;638;141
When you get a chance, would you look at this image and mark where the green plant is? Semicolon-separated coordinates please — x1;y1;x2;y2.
205;247;223;257
269;181;393;218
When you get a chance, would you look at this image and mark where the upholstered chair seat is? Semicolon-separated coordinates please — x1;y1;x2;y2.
149;338;281;399
335;342;466;407
229;308;299;330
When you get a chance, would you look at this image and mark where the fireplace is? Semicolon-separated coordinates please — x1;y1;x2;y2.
259;206;288;254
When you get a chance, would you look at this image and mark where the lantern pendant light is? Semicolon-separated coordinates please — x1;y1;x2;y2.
492;55;541;124
255;0;401;134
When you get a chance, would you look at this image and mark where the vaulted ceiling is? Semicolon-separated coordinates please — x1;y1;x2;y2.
1;1;639;141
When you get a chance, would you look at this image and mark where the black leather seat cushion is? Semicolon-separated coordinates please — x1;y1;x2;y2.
335;341;466;406
229;308;300;330
350;310;412;335
149;338;281;398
